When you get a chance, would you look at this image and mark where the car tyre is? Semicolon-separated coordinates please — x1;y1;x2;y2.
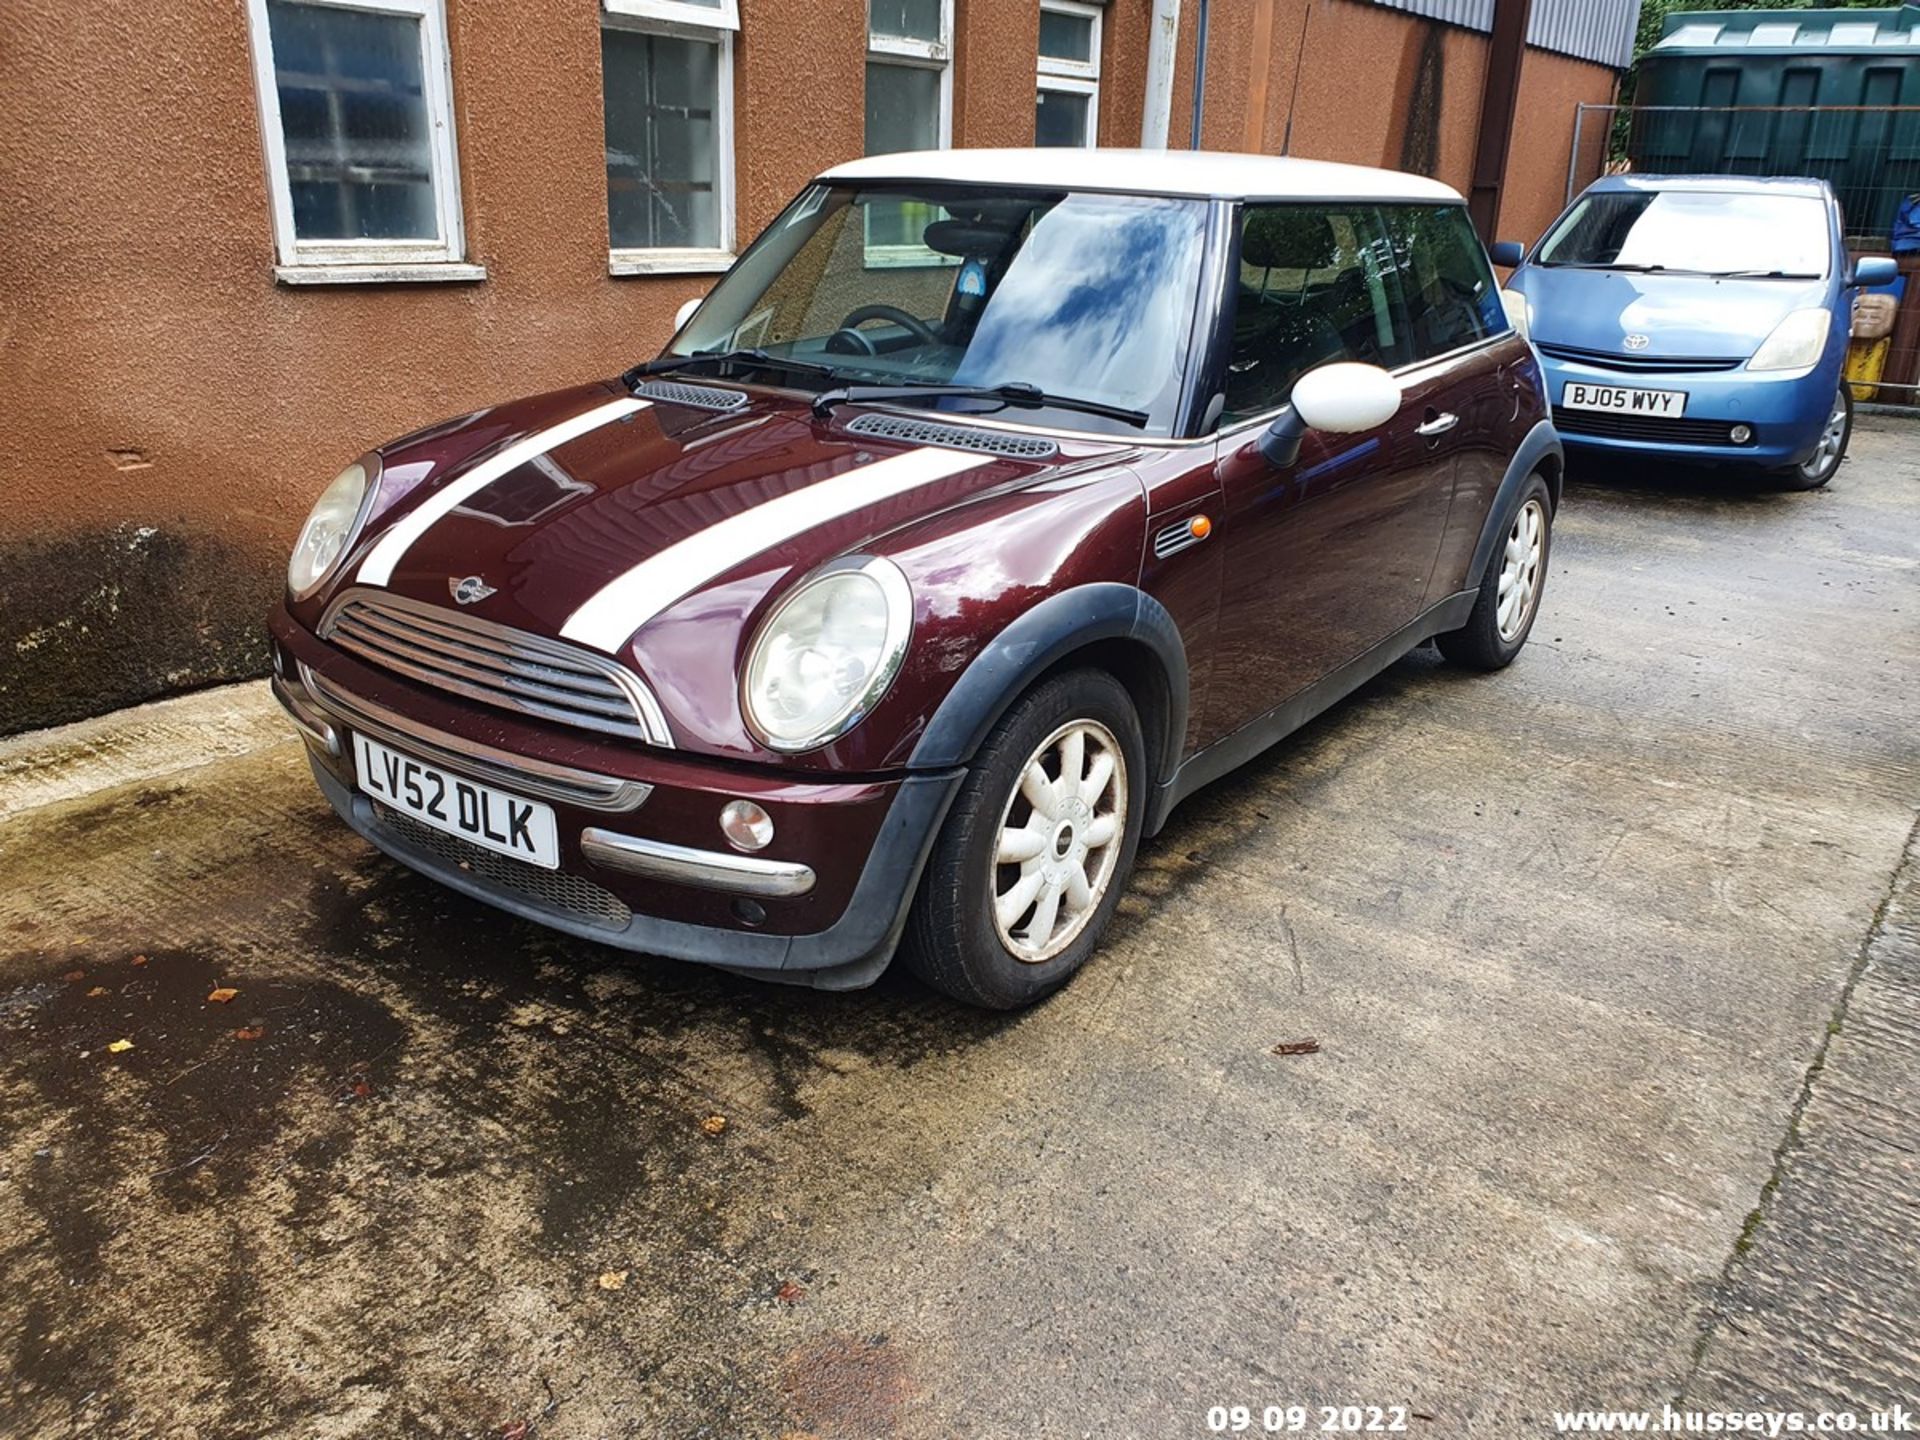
1774;382;1851;491
1436;473;1553;672
904;669;1146;1010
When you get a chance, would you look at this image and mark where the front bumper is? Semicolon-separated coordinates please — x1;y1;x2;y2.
1541;355;1836;467
270;606;960;990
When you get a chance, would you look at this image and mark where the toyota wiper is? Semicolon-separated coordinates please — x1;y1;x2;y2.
625;347;844;387
1549;262;1697;274
810;380;1150;429
1709;269;1821;279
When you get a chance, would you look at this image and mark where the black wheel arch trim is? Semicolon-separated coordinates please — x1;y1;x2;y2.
1468;418;1563;586
908;582;1190;789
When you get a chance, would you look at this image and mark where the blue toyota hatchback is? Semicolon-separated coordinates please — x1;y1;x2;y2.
1499;175;1897;489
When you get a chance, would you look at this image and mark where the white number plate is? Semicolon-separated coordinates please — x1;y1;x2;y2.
353;733;559;869
1563;381;1687;418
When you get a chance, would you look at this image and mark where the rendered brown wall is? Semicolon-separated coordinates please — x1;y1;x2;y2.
0;0;1615;734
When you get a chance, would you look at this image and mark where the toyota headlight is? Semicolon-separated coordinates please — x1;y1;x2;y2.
1749;309;1832;373
288;456;377;600
743;556;913;752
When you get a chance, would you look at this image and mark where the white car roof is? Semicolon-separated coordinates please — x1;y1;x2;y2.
819;148;1463;203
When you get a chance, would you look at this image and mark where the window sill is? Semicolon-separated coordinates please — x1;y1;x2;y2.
609;250;736;277
273;262;488;286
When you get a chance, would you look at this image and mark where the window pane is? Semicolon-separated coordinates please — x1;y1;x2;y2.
1221;206;1410;424
268;1;437;242
1039;9;1094;63
865;61;939;155
603;28;721;251
869;0;942;42
1379;205;1506;358
1035;89;1090;147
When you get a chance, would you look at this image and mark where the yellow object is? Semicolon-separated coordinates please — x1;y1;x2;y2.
1846;336;1890;402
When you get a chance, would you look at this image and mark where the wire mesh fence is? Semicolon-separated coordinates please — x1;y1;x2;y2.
1562;103;1920;410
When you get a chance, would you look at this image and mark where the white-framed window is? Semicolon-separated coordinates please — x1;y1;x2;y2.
865;0;953;263
245;0;479;283
1036;0;1100;148
601;0;738;275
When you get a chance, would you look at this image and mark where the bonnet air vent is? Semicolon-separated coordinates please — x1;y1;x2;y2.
843;412;1060;460
632;379;750;412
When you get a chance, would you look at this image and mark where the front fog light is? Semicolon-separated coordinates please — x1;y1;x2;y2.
720;799;774;851
1730;424;1754;445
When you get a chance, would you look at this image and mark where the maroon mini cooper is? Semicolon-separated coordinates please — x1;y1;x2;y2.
270;149;1560;1009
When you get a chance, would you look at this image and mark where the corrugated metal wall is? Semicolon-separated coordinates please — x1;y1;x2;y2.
1362;0;1643;70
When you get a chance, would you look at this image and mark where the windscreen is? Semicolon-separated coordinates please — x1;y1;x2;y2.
1534;189;1830;278
674;183;1210;435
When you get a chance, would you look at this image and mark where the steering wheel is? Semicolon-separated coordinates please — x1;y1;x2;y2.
834;303;941;347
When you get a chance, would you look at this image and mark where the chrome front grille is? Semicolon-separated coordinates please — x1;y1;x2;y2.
318;589;672;747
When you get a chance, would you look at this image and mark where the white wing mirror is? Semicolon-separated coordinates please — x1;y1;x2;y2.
673;296;702;331
1258;362;1403;468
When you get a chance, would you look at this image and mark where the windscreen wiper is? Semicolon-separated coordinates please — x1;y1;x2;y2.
624;348;843;387
810;380;1150;429
1710;269;1821;280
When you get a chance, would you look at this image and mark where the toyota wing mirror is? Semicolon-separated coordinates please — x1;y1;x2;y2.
1488;240;1526;269
1258;363;1404;469
1850;256;1897;288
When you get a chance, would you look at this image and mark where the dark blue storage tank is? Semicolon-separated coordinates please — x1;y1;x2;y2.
1632;6;1920;239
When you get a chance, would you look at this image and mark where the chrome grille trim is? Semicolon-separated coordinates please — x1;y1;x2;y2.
300;663;653;813
632;379;749;411
844;412;1060;459
319;589;673;747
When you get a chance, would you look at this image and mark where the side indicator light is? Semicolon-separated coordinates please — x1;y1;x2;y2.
1189;515;1212;540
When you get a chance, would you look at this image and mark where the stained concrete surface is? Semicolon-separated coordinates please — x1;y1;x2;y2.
1;420;1916;1438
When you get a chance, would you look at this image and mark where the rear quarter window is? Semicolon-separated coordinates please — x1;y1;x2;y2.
1380;204;1508;359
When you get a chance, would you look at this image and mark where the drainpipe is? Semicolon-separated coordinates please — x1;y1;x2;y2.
1188;0;1211;149
1141;0;1181;148
1467;0;1533;239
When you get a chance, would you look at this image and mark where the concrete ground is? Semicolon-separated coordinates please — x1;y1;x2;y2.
2;420;1917;1440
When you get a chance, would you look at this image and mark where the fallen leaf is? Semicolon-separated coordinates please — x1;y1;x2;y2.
207;987;239;1004
597;1269;629;1291
87;986;109;998
500;1424;529;1440
1270;1037;1322;1057
234;1026;265;1041
107;1039;135;1054
63;970;85;983
776;1280;807;1304
131;954;149;967
700;1114;728;1136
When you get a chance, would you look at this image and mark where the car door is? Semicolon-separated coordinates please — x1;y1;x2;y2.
1200;203;1460;743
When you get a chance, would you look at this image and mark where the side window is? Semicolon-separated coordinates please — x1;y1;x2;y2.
1380;205;1509;359
1220;205;1410;426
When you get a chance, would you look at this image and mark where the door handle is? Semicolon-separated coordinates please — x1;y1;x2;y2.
1415;412;1459;437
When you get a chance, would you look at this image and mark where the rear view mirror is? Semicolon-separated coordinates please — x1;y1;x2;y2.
1489;240;1526;268
1258;363;1403;468
1851;256;1898;288
673;296;703;331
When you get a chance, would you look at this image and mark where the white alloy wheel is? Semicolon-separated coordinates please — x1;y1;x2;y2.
1497;497;1546;643
990;719;1128;964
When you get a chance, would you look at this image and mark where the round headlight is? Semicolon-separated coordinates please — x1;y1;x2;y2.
743;556;912;752
288;459;374;600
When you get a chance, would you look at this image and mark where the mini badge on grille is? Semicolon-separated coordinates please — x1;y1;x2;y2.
450;575;496;605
